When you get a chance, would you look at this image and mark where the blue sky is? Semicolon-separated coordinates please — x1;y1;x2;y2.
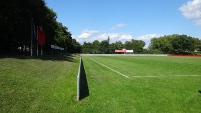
45;0;201;48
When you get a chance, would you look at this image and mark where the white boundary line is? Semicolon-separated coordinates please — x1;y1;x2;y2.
90;58;129;78
175;75;201;77
132;76;158;78
131;75;201;78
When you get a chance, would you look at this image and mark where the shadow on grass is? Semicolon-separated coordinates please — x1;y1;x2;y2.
0;54;75;62
78;58;90;100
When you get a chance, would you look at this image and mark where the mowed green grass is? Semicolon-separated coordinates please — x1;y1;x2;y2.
81;56;201;113
1;55;201;113
0;55;80;112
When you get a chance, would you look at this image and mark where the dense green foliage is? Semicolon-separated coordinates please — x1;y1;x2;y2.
149;34;201;54
81;38;145;54
1;1;200;55
81;34;201;54
0;0;81;55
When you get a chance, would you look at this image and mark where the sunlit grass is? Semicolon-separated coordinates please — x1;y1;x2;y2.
1;55;201;112
0;55;79;112
80;56;201;113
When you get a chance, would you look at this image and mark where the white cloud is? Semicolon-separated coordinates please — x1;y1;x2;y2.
106;33;133;42
137;34;164;48
74;30;134;44
74;29;163;48
97;33;133;43
115;23;126;28
137;34;163;40
78;29;99;39
179;0;201;25
111;23;127;30
98;34;108;39
119;34;133;40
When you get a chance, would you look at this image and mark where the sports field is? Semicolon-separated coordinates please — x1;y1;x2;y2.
1;54;201;112
81;55;201;112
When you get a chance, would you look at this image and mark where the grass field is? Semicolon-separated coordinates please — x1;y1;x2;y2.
1;54;201;112
81;55;201;112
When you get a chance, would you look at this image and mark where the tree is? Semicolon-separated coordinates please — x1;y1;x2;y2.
0;0;47;54
194;38;201;51
72;39;81;53
149;34;197;54
172;35;195;53
114;41;124;50
92;40;100;54
81;42;93;53
109;43;116;54
149;36;173;53
100;40;109;54
124;41;132;50
0;0;80;55
132;40;145;53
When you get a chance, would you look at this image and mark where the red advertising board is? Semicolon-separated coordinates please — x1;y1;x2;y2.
115;50;126;53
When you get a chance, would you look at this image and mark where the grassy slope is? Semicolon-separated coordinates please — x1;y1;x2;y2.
80;56;201;113
0;55;79;112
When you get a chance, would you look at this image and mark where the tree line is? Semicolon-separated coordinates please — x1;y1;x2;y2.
149;34;201;54
1;1;200;55
81;34;201;54
0;0;81;55
81;37;145;54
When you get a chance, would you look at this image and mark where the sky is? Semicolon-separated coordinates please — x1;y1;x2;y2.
45;0;201;48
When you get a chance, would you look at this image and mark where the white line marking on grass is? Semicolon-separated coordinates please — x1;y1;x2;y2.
90;58;129;78
132;76;158;78
131;75;201;78
175;75;201;77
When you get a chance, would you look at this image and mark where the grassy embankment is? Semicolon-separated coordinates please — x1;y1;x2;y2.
0;55;79;112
